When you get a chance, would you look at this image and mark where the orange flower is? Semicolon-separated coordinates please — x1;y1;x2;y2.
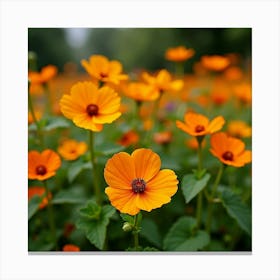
210;132;252;167
59;81;121;132
233;83;252;105
58;139;87;160
81;55;128;85
28;149;61;181
227;120;252;138
28;110;42;124
28;65;58;84
165;46;195;62
176;111;225;137
223;66;243;81
123;82;159;102
117;130;139;147
28;186;52;209
185;137;206;150
62;244;80;252
153;131;172;145
104;148;178;215
142;69;183;94
201;55;230;71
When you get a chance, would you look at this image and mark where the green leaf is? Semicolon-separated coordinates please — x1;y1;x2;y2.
219;188;252;236
67;161;91;183
181;173;211;203
52;188;86;204
95;143;125;156
120;213;134;224
76;201;116;250
140;218;162;248
44;117;70;131
28;195;41;220
163;217;210;251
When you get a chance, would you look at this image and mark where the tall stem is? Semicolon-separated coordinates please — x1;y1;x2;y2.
196;140;203;228
28;83;44;148
206;164;224;233
133;213;140;250
89;131;102;204
43;180;57;250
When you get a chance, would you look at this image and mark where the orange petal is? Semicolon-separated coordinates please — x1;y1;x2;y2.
176;120;194;135
210;132;228;154
41;149;61;171
207;116;225;133
227;137;245;156
104;152;135;189
105;187;140;215
184;112;209;128
94;112;121;124
236;150;252;165
131;148;161;181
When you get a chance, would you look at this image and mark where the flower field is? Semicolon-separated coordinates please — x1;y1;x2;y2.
28;29;252;252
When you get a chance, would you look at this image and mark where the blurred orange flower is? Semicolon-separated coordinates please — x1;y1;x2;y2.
28;65;58;84
233;83;252;105
176;111;225;137
153;131;172;145
201;55;230;71
104;148;178;215
58;139;87;161
123;82;159;102
28;110;42;124
210;132;252;167
81;55;128;85
165;46;195;62
142;69;183;94
185;137;206;150
223;66;243;81
28;186;52;209
227;120;252;138
117;130;139;147
59;81;121;132
28;149;61;181
62;244;80;252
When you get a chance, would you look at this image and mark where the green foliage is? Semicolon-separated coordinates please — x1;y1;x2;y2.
67;161;91;183
76;201;116;250
163;217;210;251
219;187;252;236
28;195;41;220
52;188;86;204
181;172;211;203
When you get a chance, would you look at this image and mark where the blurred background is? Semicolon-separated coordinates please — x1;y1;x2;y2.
28;28;251;73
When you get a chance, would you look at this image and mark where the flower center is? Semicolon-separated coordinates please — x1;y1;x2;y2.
131;178;146;194
222;151;234;161
86;104;99;116
195;125;205;133
36;165;47;175
100;72;108;78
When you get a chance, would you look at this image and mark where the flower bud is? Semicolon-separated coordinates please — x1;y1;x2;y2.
122;222;133;232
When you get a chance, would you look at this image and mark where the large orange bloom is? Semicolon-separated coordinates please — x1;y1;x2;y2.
81;55;128;85
165;46;195;62
176;111;225;137
104;148;178;215
210;132;252;167
59;82;121;132
28;149;61;181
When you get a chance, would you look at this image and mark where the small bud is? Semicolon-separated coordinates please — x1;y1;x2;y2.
122;222;133;232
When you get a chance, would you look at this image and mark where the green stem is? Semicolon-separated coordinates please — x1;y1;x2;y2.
43;180;57;250
43;83;52;116
28;82;44;148
206;164;224;233
175;62;184;77
89;131;102;204
133;213;140;250
196;140;203;228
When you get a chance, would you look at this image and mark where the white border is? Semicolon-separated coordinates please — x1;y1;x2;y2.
1;0;279;279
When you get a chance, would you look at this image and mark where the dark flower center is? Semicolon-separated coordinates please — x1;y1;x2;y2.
86;104;99;116
131;178;146;194
36;165;47;175
100;72;108;78
195;125;205;133
222;151;234;161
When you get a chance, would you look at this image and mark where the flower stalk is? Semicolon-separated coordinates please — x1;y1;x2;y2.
89;131;102;205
